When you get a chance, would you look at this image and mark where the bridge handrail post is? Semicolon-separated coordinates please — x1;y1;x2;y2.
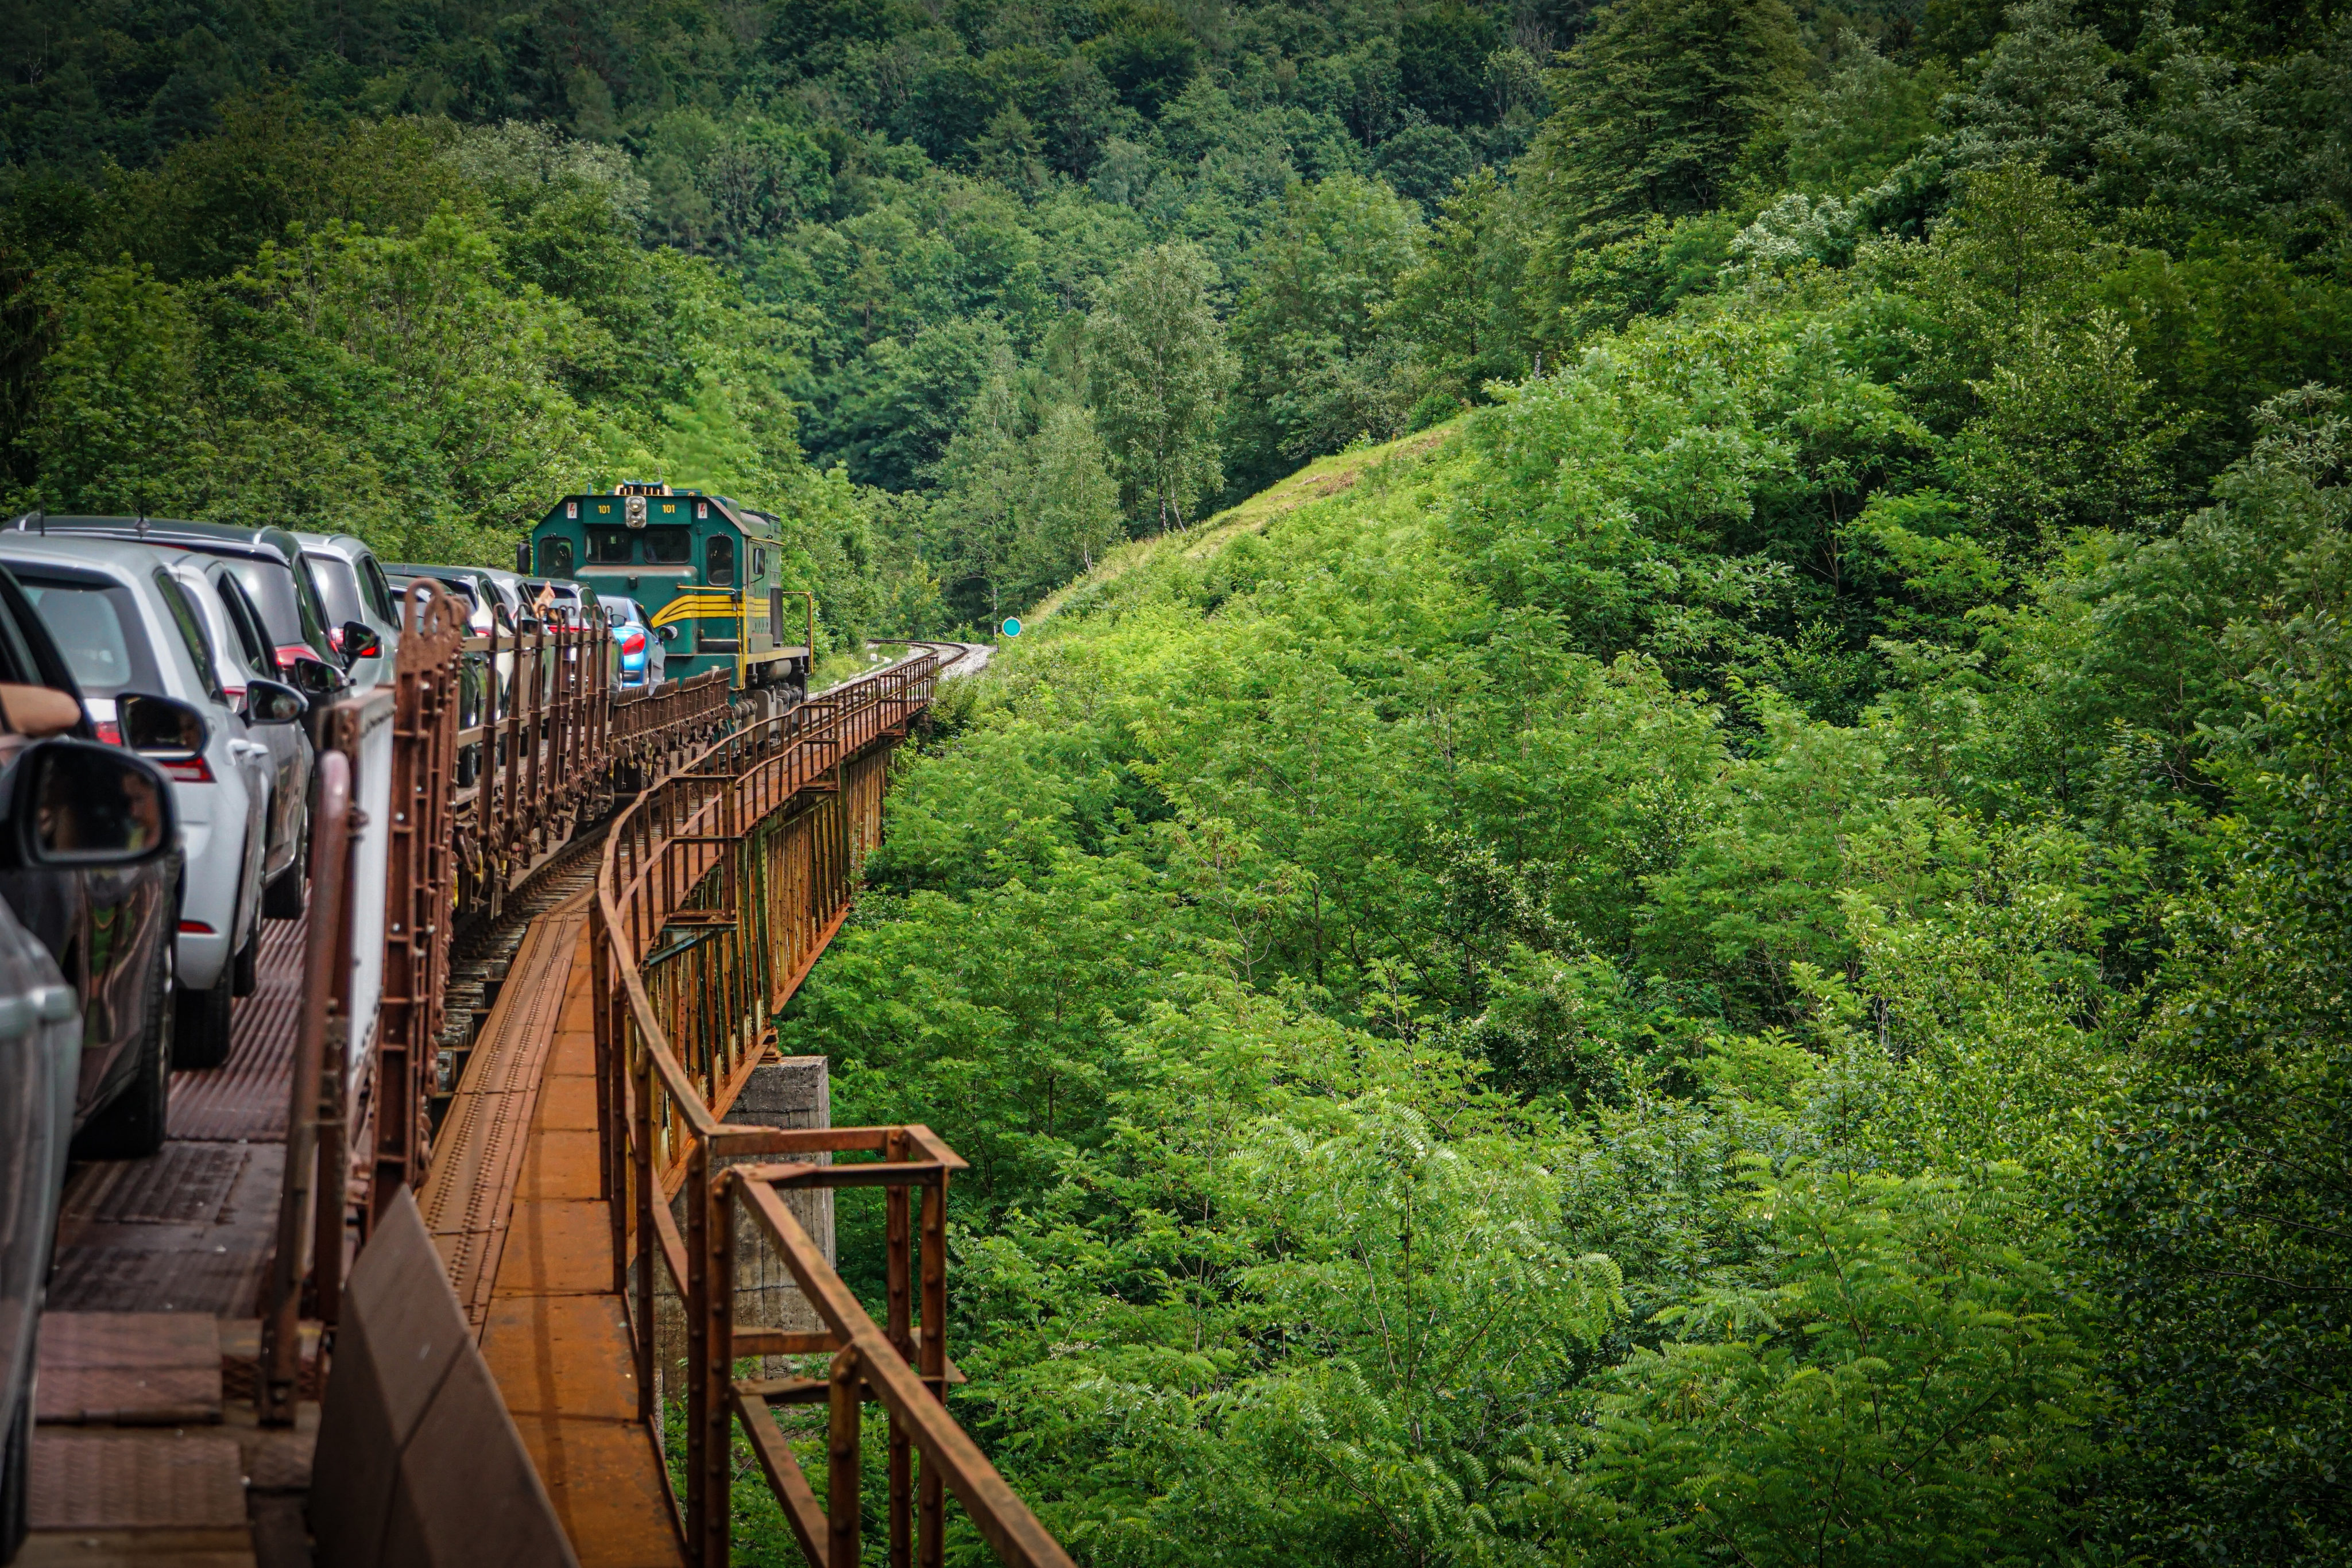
257;748;353;1426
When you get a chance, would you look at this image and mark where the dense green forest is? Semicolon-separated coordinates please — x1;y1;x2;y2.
9;0;2352;1561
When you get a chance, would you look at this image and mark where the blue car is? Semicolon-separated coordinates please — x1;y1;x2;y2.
597;594;668;692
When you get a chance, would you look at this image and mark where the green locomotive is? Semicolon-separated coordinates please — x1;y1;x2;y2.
528;481;813;694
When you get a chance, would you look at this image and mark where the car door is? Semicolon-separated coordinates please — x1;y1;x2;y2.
0;884;80;1509
152;570;269;951
0;566;171;1120
209;571;306;877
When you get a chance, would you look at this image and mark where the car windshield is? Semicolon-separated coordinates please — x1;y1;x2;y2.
307;552;366;626
15;574;161;698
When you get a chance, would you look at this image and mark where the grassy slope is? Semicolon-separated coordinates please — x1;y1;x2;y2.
1026;420;1468;625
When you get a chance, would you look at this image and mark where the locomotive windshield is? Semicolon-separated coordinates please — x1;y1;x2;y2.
587;526;633;564
706;535;734;586
642;528;690;564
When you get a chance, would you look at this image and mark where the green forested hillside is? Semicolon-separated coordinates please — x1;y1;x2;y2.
21;0;2343;632
794;364;2349;1563
7;0;2351;1561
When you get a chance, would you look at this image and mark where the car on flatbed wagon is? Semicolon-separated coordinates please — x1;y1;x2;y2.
0;562;180;1157
0;537;307;1068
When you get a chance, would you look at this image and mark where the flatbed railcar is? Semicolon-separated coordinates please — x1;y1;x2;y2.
527;481;815;702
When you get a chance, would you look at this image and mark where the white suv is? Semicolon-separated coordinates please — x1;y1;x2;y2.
292;531;401;690
0;537;307;1067
170;553;316;920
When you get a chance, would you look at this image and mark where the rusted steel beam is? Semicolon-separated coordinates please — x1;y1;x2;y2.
257;749;352;1425
688;1140;733;1568
732;1178;1077;1568
726;1160;954;1190
828;1348;861;1568
733;1383;830;1565
704;1125;924;1158
732;1328;844;1358
887;1132;914;1568
920;1171;949;1567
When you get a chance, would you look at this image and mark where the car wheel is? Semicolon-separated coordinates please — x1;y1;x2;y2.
231;923;260;998
262;830;307;920
172;972;234;1072
71;933;172;1160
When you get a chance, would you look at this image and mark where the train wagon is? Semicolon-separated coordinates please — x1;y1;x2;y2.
527;481;813;696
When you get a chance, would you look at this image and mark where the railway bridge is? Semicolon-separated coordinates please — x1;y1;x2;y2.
22;583;1063;1568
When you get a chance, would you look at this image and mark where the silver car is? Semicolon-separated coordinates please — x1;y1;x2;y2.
292;531;400;689
169;555;314;919
0;537;305;1068
477;567;531;629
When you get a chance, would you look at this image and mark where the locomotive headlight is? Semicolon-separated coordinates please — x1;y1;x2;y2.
626;495;647;528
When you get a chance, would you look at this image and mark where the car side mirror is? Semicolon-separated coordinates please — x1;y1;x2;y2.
239;677;307;726
659;625;680;644
287;658;341;698
117;692;207;756
341;621;382;663
6;739;175;867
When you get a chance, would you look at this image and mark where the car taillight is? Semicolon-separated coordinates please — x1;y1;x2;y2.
95;721;121;745
327;625;344;651
157;754;213;784
275;644;320;672
179;919;214;934
620;629;646;654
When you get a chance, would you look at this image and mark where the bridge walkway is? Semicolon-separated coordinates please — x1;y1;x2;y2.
419;888;683;1568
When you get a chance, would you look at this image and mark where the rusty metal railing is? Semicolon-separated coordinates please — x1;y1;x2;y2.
378;583;735;1222
714;1141;1072;1568
253;582;739;1427
448;610;732;915
593;647;1073;1567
